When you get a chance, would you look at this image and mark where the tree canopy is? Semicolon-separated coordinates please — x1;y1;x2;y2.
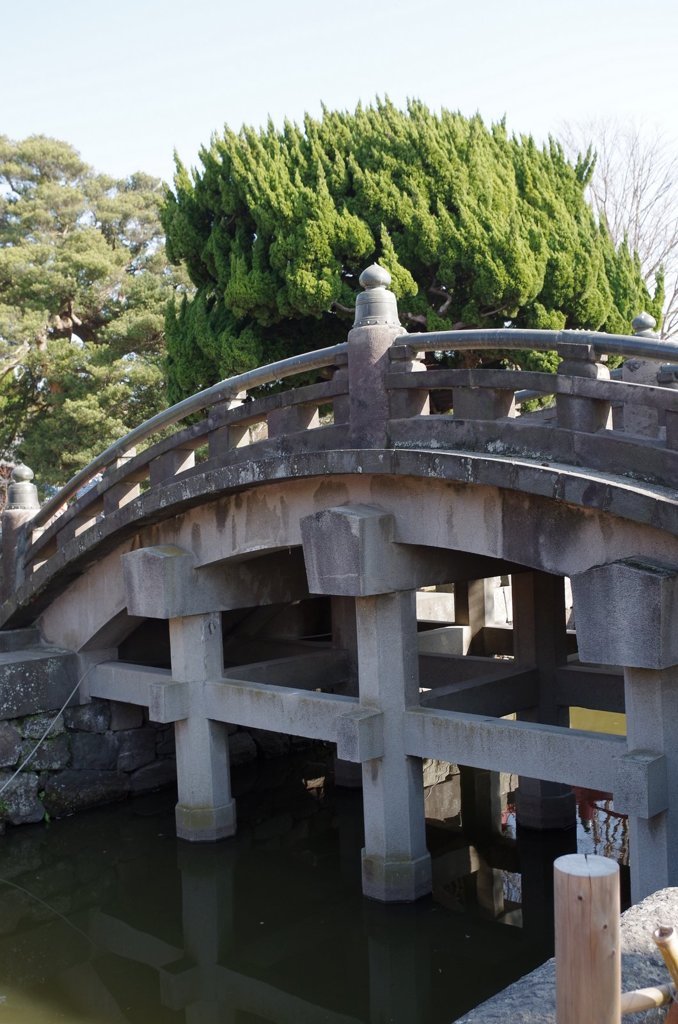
0;135;189;486
163;100;663;401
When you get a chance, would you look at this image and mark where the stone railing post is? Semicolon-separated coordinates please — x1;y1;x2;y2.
347;265;405;448
555;342;611;432
623;312;668;437
1;464;40;603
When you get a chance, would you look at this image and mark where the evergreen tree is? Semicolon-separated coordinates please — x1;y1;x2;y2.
163;100;663;400
0;135;190;485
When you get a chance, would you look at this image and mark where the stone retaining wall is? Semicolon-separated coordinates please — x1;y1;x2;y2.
0;696;294;832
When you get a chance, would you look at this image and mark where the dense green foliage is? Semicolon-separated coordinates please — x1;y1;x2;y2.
0;135;189;485
163;100;663;400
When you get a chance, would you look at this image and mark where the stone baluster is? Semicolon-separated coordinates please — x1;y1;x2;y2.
1;464;40;603
149;447;196;487
208;391;253;457
556;342;611;432
330;358;350;425
266;400;319;439
102;448;140;515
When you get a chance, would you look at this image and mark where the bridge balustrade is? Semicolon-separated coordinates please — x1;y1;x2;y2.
2;267;678;614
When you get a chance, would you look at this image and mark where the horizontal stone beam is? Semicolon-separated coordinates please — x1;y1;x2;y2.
122;545;310;619
404;707;624;793
89;661;171;708
222;650;348;688
204;678;357;744
301;503;514;597
420;668;538;716
555;664;625;714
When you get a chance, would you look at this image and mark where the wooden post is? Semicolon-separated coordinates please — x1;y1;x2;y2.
554;853;621;1024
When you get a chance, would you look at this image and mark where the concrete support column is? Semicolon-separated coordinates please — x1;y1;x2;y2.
355;590;431;902
572;557;678;901
169;612;236;842
624;666;678;899
513;571;575;830
331;596;362;788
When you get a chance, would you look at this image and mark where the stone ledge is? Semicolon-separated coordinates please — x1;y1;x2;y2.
456;887;678;1023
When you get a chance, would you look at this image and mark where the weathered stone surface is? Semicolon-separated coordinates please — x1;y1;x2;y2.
109;701;144;731
249;728;291;759
155;725;175;756
64;700;111;733
129;759;176;793
456;886;678;1023
70;732;118;770
0;771;45;825
0;722;22;767
20;733;70;770
21;711;65;739
228;730;258;766
42;770;129;817
116;728;156;772
0;649;78;719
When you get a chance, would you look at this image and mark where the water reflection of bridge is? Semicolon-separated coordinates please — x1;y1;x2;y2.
2;265;677;907
0;775;587;1024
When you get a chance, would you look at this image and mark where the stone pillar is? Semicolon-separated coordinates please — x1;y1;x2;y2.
513;571;576;830
1;463;40;603
622;313;665;437
624;666;678;898
347;263;404;449
301;503;448;901
556;342;611;433
331;596;362;788
169;612;236;842
356;589;431;901
571;557;678;901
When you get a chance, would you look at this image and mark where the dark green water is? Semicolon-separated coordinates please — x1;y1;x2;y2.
0;752;627;1024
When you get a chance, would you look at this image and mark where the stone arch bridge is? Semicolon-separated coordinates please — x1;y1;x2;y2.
3;266;678;905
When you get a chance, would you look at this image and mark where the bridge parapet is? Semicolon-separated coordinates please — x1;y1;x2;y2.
3;266;678;614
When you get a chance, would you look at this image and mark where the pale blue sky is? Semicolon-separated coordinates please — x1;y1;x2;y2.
3;0;676;183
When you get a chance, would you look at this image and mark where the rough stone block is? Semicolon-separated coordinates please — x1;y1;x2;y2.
228;731;257;766
155;725;176;756
249;728;291;759
116;728;156;772
0;722;22;767
20;712;65;739
70;732;119;770
0;771;45;825
20;734;70;771
129;759;177;794
571;558;678;669
109;701;144;731
0;650;78;719
42;770;129;817
64;700;111;733
301;504;467;597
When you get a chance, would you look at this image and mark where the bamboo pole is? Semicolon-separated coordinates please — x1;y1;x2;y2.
654;926;678;988
620;983;674;1015
554;854;621;1024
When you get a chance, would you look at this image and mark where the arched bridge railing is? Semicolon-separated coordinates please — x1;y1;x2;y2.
4;264;678;614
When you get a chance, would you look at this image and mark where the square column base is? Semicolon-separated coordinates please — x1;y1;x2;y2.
361;850;432;902
176;800;237;842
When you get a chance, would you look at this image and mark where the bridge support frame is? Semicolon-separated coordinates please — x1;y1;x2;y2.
169;611;236;842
